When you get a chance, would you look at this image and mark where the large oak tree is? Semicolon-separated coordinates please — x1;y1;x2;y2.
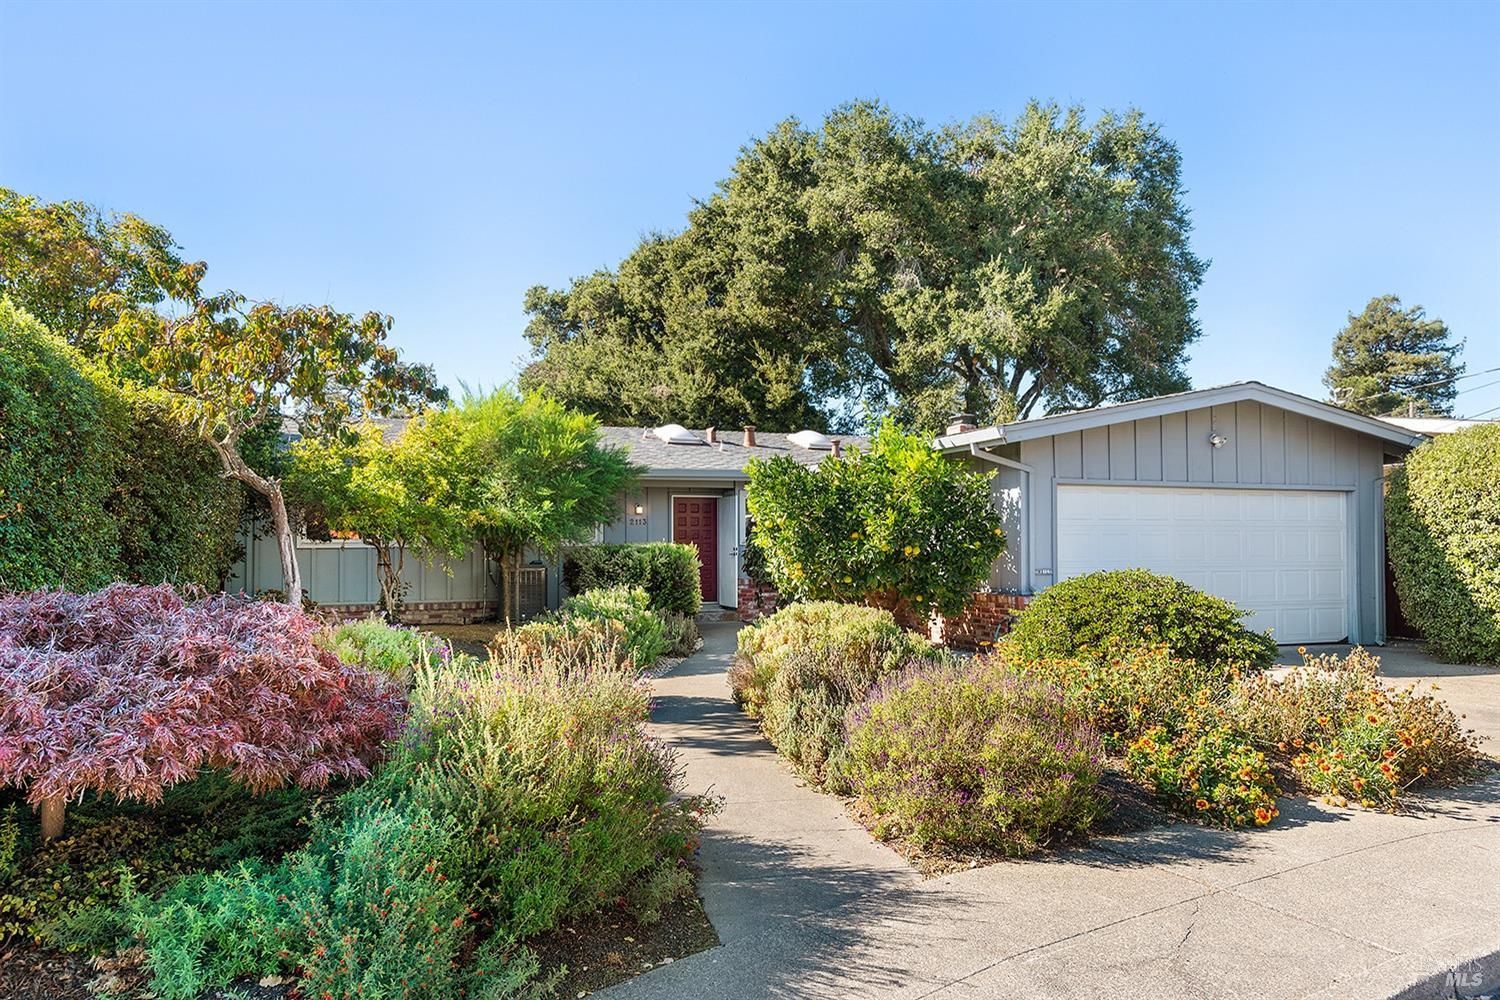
522;101;1206;432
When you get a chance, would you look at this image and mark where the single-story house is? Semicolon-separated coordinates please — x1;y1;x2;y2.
936;381;1427;646
230;381;1429;644
228;422;867;622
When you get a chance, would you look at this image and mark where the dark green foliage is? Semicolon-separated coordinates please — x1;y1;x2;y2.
0;773;313;947
563;542;703;616
111;399;245;589
1386;425;1500;663
522;101;1205;432
0;298;119;590
730;601;941;787
1004;569;1277;668
0;298;244;592
1324;295;1464;417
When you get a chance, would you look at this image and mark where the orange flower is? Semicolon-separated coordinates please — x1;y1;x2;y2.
1195;798;1211;811
1254;807;1272;825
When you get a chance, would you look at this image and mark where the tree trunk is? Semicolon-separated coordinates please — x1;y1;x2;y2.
265;483;303;606
499;546;516;626
511;549;523;625
38;795;64;841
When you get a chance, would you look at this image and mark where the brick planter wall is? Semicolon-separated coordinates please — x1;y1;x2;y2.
737;577;781;622
320;599;496;626
932;592;1031;652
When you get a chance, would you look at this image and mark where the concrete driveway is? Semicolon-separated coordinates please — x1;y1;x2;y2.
607;623;1500;1000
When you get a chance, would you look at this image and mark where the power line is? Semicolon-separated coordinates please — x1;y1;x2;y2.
1404;365;1500;392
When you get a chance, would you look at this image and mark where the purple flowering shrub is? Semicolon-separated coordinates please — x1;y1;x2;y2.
0;584;404;829
844;659;1104;853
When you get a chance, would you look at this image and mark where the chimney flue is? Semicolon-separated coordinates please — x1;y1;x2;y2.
830;438;842;457
743;425;756;448
945;412;979;435
706;426;717;444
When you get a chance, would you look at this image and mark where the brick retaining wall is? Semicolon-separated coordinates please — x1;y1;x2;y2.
932;592;1030;652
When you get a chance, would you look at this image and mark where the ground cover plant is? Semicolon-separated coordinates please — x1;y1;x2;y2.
0;583;404;840
731;601;941;788
843;658;1103;853
1385;423;1500;664
319;614;450;683
563;542;703;616
0;771;314;949
1003;569;1278;668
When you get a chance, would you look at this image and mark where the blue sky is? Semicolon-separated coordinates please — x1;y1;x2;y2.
3;0;1497;419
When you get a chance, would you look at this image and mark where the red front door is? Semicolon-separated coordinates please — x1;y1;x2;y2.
672;496;717;604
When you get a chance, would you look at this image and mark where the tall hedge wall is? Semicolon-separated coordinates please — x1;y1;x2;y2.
1386;424;1500;664
0;298;244;592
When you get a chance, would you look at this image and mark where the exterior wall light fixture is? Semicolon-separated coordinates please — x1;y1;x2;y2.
1208;431;1230;449
633;502;645;515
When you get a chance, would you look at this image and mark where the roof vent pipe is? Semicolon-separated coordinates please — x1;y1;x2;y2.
706;426;717;444
743;425;756;448
831;438;842;457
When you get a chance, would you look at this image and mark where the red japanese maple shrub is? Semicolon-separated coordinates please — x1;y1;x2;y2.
0;583;404;836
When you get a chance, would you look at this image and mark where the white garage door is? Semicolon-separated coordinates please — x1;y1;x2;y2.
1055;485;1350;645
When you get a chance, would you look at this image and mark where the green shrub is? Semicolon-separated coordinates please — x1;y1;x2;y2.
660;610;701;657
844;659;1103;852
0;297;119;590
746;421;1005;619
0;297;244;592
1010;647;1240;754
320;615;449;681
1126;720;1280;828
560;585;669;665
1004;569;1277;668
731;601;941;786
0;772;313;947
563;542;703;616
1386;424;1500;663
124;651;706;999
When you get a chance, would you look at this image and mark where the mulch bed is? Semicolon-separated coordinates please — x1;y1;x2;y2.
530;892;719;997
423;620;505;658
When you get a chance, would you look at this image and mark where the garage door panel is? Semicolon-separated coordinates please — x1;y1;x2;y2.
1055;485;1349;645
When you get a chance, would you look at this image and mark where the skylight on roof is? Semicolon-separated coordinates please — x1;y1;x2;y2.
651;423;704;445
787;429;833;450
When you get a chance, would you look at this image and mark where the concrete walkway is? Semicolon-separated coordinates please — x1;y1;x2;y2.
608;623;1500;1000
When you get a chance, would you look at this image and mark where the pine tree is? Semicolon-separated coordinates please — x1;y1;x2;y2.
1325;295;1464;416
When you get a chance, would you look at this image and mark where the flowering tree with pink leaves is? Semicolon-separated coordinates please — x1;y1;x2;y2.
0;583;405;839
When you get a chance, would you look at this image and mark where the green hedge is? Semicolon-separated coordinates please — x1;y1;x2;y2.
1386;425;1500;664
0;297;244;592
1003;569;1277;668
562;542;703;616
